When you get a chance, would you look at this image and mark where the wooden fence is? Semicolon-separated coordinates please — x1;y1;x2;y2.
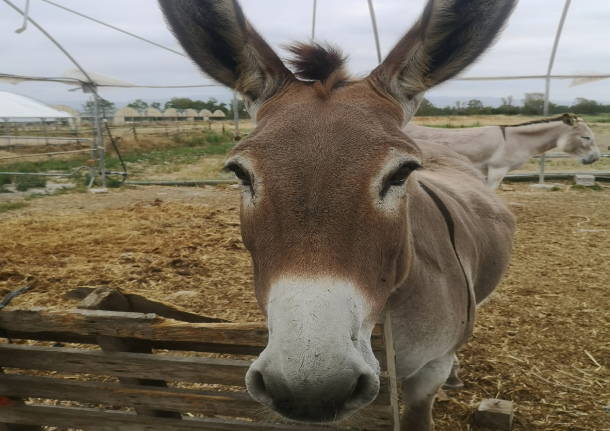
0;288;399;430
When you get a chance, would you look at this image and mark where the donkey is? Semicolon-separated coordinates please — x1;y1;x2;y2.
160;1;516;429
405;114;600;189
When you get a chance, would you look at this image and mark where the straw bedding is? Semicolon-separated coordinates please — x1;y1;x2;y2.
0;184;607;430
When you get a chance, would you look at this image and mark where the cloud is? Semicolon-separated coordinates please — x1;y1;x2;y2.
1;0;609;109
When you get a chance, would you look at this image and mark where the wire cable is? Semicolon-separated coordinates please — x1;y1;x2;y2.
2;0;95;85
40;0;187;57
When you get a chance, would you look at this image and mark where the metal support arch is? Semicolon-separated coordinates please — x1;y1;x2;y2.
539;0;572;184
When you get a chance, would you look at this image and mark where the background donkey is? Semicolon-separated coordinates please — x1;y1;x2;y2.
160;0;516;429
405;113;600;189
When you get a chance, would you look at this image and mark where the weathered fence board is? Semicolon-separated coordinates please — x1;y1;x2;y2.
0;374;391;426
0;344;250;386
0;405;334;431
0;300;394;430
0;308;385;349
0;374;259;419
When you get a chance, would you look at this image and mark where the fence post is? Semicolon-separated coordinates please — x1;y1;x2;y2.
78;287;182;419
91;91;106;188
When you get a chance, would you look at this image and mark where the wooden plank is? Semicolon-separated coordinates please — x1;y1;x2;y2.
0;404;336;431
0;308;385;350
0;374;260;420
0;331;264;355
75;286;227;323
0;344;390;405
78;287;182;419
0;369;41;431
0;308;269;347
0;343;250;386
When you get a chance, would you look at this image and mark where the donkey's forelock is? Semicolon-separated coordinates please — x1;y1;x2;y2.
286;42;349;83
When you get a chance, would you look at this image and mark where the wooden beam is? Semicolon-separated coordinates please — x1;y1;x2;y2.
0;331;265;355
78;287;181;419
0;308;270;347
0;308;385;350
69;287;227;323
0;374;260;419
0;343;250;386
0;404;335;431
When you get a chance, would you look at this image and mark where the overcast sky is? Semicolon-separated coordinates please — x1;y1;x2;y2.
1;0;609;110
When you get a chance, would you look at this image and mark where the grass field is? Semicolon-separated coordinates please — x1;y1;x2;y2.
1;115;608;190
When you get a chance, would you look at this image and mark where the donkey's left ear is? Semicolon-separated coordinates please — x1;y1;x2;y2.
369;0;517;122
159;0;293;112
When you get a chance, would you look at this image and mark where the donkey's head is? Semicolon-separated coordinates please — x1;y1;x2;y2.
557;114;599;165
161;0;515;423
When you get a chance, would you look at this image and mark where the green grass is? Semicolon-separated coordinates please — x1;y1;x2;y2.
582;114;610;123
571;184;604;191
0;174;12;186
14;176;47;192
0;130;235;183
433;122;482;128
0;201;29;213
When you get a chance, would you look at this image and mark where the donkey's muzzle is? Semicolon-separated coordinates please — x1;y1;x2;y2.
246;363;379;423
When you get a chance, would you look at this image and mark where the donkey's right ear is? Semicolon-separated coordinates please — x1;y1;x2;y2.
159;0;293;111
370;0;517;123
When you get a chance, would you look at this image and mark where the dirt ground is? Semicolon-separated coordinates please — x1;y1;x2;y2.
0;183;608;430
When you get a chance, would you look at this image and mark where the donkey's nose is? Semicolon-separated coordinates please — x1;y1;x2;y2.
246;363;379;422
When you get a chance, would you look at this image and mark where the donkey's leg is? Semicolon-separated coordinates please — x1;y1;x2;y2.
486;166;509;190
442;353;464;390
400;353;453;431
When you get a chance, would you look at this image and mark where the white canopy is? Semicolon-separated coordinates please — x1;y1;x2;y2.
0;91;73;119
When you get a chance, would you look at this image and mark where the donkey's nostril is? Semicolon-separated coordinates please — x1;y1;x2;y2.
345;372;379;409
246;368;273;406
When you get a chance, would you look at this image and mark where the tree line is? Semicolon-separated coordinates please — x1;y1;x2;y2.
417;93;610;116
83;94;609;119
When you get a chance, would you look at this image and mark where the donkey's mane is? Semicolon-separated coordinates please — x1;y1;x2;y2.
286;42;349;88
500;113;580;128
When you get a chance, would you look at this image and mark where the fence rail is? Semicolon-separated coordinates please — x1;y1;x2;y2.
0;287;397;430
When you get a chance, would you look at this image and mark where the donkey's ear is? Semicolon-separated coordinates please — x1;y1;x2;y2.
370;0;517;121
159;0;293;110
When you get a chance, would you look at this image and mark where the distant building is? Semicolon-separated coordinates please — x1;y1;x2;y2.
112;106;227;125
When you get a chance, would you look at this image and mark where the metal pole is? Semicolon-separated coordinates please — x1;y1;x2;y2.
92;91;106;187
311;0;317;40
540;0;572;184
367;0;383;64
232;92;240;138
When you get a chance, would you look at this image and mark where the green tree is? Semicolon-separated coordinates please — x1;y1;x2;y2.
571;97;601;115
522;93;544;115
82;98;116;119
127;99;149;112
151;102;162;110
415;98;440;116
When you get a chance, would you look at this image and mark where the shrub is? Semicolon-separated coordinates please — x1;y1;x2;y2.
15;175;47;192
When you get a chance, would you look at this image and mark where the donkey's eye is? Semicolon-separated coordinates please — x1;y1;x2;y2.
381;161;421;197
581;136;591;141
225;163;254;193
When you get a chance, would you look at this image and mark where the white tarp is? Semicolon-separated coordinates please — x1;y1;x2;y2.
0;91;73;118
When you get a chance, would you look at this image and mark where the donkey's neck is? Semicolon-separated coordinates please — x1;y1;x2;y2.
505;121;568;155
